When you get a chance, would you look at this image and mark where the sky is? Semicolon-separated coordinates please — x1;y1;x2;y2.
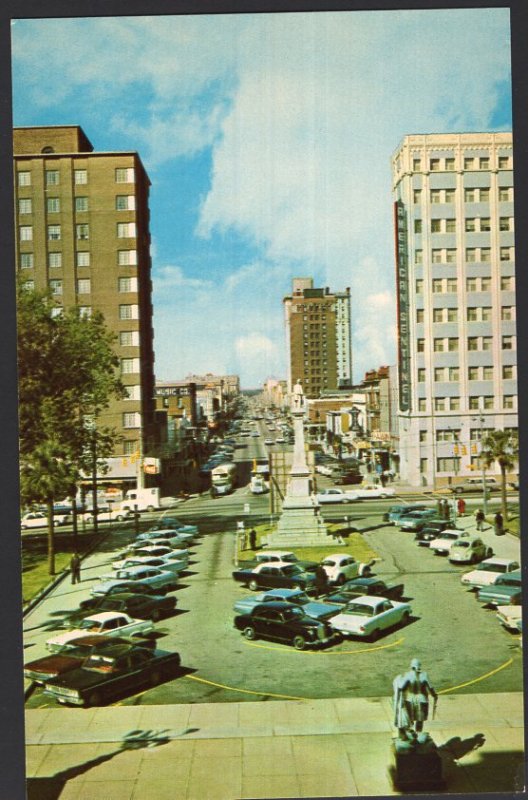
11;9;513;388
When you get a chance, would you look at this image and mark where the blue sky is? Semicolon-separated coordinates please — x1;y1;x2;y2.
11;10;512;388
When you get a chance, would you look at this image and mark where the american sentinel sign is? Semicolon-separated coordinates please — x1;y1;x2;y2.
394;200;411;412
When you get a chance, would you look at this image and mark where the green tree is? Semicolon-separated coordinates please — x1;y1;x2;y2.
18;283;125;574
480;430;519;521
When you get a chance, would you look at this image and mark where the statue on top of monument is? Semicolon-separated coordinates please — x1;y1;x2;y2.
292;379;304;409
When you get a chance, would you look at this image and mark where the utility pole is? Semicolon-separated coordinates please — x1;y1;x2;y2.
91;429;98;535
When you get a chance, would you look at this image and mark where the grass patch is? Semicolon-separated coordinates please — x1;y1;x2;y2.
237;522;378;563
21;531;101;604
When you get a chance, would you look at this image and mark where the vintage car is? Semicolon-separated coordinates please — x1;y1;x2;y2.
233;602;335;650
76;592;176;622
461;558;520;589
496;604;523;633
110;554;188;574
477;570;522;606
351;485;396;500
43;644;181;706
325;577;405;604
232;562;317;592
147;518;199;535
398;509;439;531
315;489;359;504
414;519;459;544
233;588;342;620
23;635;140;684
46;612;154;653
449;536;492;565
136;529;196;547
328;595;412;639
383;504;428;524
242;551;318;572
91;567;177;596
428;529;470;555
319;554;373;584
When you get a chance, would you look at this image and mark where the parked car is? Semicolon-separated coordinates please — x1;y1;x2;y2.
234;602;335;650
461;558;520;589
111;554;188;574
449;536;493;565
329;595;412;639
136;529;195;547
232;562;317;592
452;477;500;494
414;519;459;545
21;509;71;529
351;485;396;500
496;604;522;633
77;593;177;622
275;436;285;444
383;504;428;524
24;635;138;684
83;507;133;524
91;567;177;596
428;529;470;555
43;643;181;706
242;551;318;572
148;518;199;535
46;612;154;653
398;509;439;531
233;588;341;620
116;545;188;562
325;577;405;605
477;570;522;605
319;554;373;584
81;581;160;604
264;438;274;446
316;489;359;504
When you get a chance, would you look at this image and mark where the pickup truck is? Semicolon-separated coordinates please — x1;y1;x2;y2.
477;570;522;606
325;577;405;604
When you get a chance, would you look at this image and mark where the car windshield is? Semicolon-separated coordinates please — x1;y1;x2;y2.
281;554;298;563
83;655;117;673
283;565;303;576
455;541;469;548
343;604;374;617
478;563;507;573
283;606;304;620
80;619;102;630
288;593;309;604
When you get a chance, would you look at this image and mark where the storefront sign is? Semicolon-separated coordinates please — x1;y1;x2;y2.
394;200;411;411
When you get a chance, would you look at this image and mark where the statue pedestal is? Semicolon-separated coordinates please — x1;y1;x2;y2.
390;738;445;791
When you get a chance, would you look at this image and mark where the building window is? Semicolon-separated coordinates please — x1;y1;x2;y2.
77;278;91;294
76;224;89;240
120;331;140;346
503;396;514;410
47;197;60;213
115;167;135;183
418;399;426;411
74;169;88;185
432;249;443;263
117;250;138;266
430;158;440;171
445;189;455;203
75;196;89;212
434;398;446;411
116;195;136;211
449;367;459;381
447;279;457;293
50;307;63;318
479;157;490;170
481;307;492;321
502;335;515;350
468;337;478;351
481;277;491;291
464;188;475;202
118;277;138;292
432;309;443;323
419;430;427;442
415;280;423;294
446;249;457;263
465;218;476;232
447;308;457;322
48;252;62;268
481;248;491;262
415;250;423;264
445;157;455;171
19;198;32;214
123;412;140;428
121;358;139;375
466;248;476;262
468;367;479;381
417;339;425;352
430;190;441;204
501;276;514;291
78;306;92;318
483;366;494;380
433;338;445;352
498;155;511;169
20;253;34;269
414;219;422;234
117;222;137;238
447;338;459;351
479;188;490;202
464;157;476;170
416;309;424;323
499;217;512;232
432;279;443;293
450;397;460;410
482;336;493;351
417;368;426;383
437;457;461;472
431;220;441;234
119;304;138;320
413;158;421;171
18;171;31;186
434;367;445;381
49;279;62;295
45;170;59;186
466;278;477;292
413;189;422;203
503;365;515;379
467;307;478;322
123;440;138;455
48;225;61;241
445;218;456;233
436;429;460;442
76;251;90;267
483;396;494;410
20;225;33;241
499;187;511;201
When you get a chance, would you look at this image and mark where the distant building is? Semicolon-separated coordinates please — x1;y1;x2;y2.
14;125;156;459
262;378;287;408
392;132;517;486
283;278;352;398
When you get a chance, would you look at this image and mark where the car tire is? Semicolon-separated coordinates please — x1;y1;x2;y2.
402;611;411;626
293;635;307;651
116;514;125;522
243;626;256;641
248;580;259;591
87;690;102;707
486;548;493;558
369;628;380;642
453;487;463;494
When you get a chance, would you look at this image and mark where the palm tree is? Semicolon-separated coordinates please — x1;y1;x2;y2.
480;430;518;521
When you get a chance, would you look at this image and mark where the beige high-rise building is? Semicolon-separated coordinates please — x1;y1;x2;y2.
392;132;517;487
13;125;156;457
284;278;352;399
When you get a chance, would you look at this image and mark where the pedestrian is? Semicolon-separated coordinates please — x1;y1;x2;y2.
441;498;450;521
380;473;387;488
475;508;485;531
457;497;466;516
249;528;257;550
70;552;81;584
314;564;328;598
494;511;504;536
436;499;443;518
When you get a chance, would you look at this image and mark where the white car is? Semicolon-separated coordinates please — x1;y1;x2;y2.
429;529;469;555
21;510;71;529
137;529;195;546
329;595;412;639
320;554;371;584
496;604;522;632
251;431;260;437
316;489;358;504
112;549;189;570
91;566;176;595
461;558;520;589
108;555;187;575
275;437;285;444
83;507;133;523
352;485;396;500
46;612;154;652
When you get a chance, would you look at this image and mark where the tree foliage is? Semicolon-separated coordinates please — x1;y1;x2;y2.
480;430;519;521
17;284;126;573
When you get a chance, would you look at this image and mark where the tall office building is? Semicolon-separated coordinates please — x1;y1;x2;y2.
284;278;352;399
14;125;156;457
392;132;517;487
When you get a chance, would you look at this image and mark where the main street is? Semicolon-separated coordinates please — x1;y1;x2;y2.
24;436;522;709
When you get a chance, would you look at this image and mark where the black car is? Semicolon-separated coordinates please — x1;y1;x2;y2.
80;582;160;608
234;602;335;650
232;563;317;591
43;644;181;706
326;577;405;604
77;593;176;621
415;520;459;545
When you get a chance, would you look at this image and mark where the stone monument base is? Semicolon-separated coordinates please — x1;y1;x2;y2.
265;501;335;548
390;737;445;791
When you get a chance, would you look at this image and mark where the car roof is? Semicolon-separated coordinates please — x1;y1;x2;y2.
482;557;516;565
84;611;130;622
251;601;303;611
261;588;302;598
344;595;388;607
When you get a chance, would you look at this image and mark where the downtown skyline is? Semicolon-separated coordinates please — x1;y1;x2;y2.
11;8;513;387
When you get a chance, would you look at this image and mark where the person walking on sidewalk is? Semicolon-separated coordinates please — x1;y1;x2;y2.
70;553;81;584
457;497;466;516
494;511;504;536
475;508;485;531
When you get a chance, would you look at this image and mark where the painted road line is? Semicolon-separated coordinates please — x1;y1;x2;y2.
184;674;309;701
243;638;404;655
438;656;514;695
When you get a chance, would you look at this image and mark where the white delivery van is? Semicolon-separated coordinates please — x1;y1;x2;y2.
120;488;161;513
211;463;237;497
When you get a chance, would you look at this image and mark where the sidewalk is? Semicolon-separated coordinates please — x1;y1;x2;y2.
26;692;524;799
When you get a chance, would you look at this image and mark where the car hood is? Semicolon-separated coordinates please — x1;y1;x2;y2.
303;601;342;619
25;653;83;676
45;665;118;692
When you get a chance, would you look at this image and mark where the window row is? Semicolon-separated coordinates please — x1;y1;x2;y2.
17;168;136;187
17;195;136;215
46;277;138;295
412;154;511;173
417;306;515;323
413;187;513;204
415;246;514;264
19;223;137;242
416;276;515;293
418;365;515;382
19;250;138;269
416;335;516;352
417;395;515;413
415;217;513;234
